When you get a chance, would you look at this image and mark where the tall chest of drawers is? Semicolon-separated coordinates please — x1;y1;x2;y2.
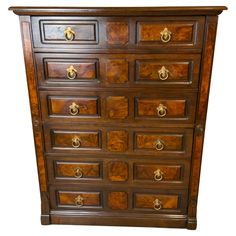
10;6;226;229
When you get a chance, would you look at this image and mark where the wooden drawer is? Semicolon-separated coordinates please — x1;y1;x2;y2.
56;190;102;209
134;129;193;156
35;53;99;85
135;93;197;123
54;161;102;180
33;18;98;45
45;129;101;151
133;163;185;184
135;54;200;86
32;16;204;49
36;53;200;88
136;17;204;48
41;93;100;119
133;190;187;214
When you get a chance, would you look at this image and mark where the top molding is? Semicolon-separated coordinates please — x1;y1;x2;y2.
9;6;227;16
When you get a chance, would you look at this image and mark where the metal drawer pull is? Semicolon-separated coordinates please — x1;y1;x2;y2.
153;198;162;211
67;65;77;80
156;104;167;117
64;26;75;41
74;195;84;207
69;102;79;116
74;167;83;178
72;136;81;148
160;27;172;43
154;169;164;181
155;139;164;151
158;66;169;80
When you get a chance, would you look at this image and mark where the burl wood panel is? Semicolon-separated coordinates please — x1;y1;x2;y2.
55;161;101;179
52;131;100;149
138;22;194;43
136;133;183;151
105;59;129;84
41;20;97;42
58;191;101;207
48;96;99;117
108;192;128;210
107;161;128;181
137;99;186;118
135;193;179;209
137;61;189;82
134;164;182;182
107;130;128;152
106;96;128;119
46;60;97;80
106;22;129;45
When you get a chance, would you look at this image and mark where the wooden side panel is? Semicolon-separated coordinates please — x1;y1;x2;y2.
187;16;218;229
19;16;49;224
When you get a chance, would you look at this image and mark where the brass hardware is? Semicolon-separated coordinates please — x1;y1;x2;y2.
69;102;79;116
158;66;169;80
74;195;84;207
153;198;162;211
66;65;77;80
74;167;83;178
156;104;167;117
154;169;164;181
64;26;75;41
155;139;164;151
72;136;81;148
160;27;172;43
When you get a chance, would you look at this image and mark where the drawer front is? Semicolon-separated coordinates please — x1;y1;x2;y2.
54;161;102;180
133;191;187;213
135;94;196;123
32;16;203;49
35;19;98;45
136;17;204;48
44;125;193;157
41;94;100;118
48;130;101;151
134;163;184;183
136;55;200;85
56;191;102;209
134;129;193;156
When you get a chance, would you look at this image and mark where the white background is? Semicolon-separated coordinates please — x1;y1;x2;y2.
0;0;235;235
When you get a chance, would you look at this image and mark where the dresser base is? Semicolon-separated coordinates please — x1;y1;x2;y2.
42;211;196;229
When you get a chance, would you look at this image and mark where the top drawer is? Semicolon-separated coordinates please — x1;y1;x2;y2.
31;16;204;50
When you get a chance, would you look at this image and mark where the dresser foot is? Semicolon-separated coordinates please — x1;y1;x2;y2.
41;214;50;225
187;217;197;230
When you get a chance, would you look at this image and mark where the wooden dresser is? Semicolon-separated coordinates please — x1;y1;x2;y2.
10;6;226;229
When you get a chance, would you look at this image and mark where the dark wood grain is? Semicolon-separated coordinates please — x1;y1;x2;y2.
10;6;226;229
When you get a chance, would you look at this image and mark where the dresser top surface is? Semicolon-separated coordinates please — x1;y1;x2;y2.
9;6;227;16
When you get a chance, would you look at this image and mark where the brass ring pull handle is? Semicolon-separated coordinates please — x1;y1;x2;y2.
74;195;84;207
160;27;172;43
154;169;164;181
66;65;77;80
153;198;162;211
156;104;167;117
72;136;81;148
158;66;169;81
74;167;83;178
64;26;75;41
155;139;164;151
69;102;79;116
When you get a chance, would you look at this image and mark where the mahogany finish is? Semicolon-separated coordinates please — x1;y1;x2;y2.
10;6;226;229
